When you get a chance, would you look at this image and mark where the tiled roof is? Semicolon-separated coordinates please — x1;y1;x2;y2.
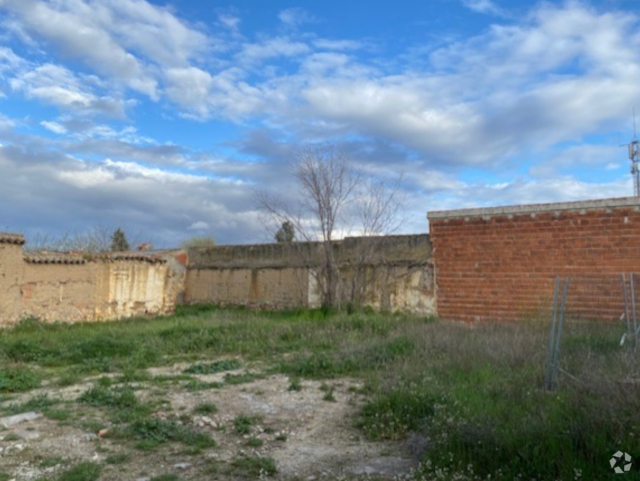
94;252;167;263
24;253;86;264
0;232;25;245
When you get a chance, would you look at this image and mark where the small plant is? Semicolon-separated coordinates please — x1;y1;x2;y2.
183;379;223;391
231;455;277;477
127;417;215;450
105;452;130;464
4;393;59;414
44;408;71;421
319;382;337;401
39;456;65;468
3;432;21;441
193;402;218;415
150;474;179;481
223;372;263;385
57;461;101;481
183;359;241;374
287;377;302;392
77;385;138;410
246;436;263;447
0;366;41;393
233;414;255;435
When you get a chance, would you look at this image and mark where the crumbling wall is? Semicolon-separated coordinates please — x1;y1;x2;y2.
185;234;435;314
186;267;310;310
0;234;26;324
22;256;99;322
0;239;187;326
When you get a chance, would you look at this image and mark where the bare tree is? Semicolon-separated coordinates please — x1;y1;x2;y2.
257;144;403;309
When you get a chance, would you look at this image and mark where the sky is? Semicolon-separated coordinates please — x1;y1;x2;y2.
1;0;640;248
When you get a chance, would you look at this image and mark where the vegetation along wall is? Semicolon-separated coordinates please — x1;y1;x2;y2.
428;197;640;322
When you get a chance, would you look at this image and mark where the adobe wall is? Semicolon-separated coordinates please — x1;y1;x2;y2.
186;267;312;310
428;197;640;322
185;234;435;314
0;234;26;323
0;238;187;326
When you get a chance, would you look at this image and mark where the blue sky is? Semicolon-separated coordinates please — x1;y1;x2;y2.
0;0;639;247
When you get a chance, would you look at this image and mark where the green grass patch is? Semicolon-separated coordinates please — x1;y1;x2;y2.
231;455;277;477
105;452;130;464
233;414;257;435
193;402;218;415
0;365;41;393
182;358;241;374
3;393;59;415
56;461;101;481
150;475;179;481
126;417;216;450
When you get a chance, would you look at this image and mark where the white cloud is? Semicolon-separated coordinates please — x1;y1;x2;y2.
41;120;67;134
0;0;210;101
189;221;209;230
10;63;127;116
218;13;241;35
239;37;310;64
278;8;315;28
462;0;507;17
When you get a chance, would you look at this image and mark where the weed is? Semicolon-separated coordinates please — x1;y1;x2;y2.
77;385;138;410
4;393;59;414
287;377;302;391
223;371;263;385
43;408;71;421
127;417;216;450
56;371;82;387
183;379;223;391
233;414;256;435
3;432;21;441
321;385;336;402
149;474;179;481
0;472;10;481
56;461;101;481
0;366;41;393
246;436;263;447
105;452;130;464
39;456;65;468
183;359;241;374
193;402;218;415
231;455;277;477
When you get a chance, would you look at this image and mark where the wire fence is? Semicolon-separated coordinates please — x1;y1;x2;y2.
544;274;640;390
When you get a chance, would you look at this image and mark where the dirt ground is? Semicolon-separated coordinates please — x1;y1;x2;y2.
0;363;418;480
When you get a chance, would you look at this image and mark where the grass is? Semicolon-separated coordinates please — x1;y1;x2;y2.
0;365;41;392
193;402;218;415
56;461;101;481
0;306;638;480
233;414;256;435
231;455;277;476
183;358;241;374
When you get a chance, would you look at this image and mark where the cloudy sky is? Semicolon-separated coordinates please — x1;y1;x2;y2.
0;0;639;247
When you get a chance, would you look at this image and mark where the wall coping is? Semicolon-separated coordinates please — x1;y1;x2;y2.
0;232;25;245
427;196;640;220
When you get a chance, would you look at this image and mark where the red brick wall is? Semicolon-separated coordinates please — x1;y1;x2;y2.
428;198;640;322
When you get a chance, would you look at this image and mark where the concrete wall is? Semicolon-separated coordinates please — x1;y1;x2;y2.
186;234;435;314
428;197;640;322
0;236;187;326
